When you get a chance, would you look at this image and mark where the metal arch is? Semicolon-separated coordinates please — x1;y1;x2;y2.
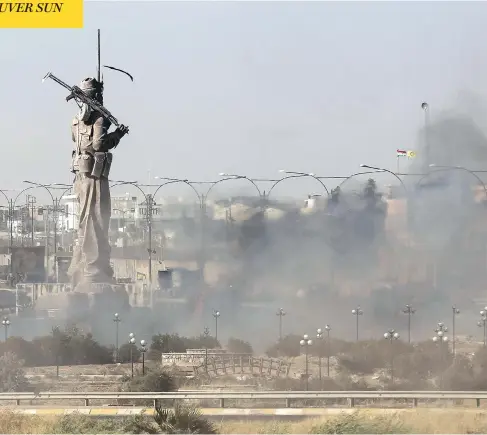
14;186;38;207
0;189;10;205
415;167;487;196
19;182;63;208
203;176;263;200
267;174;330;198
337;171;385;189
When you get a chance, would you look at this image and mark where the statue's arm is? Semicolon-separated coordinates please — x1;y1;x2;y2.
92;115;121;152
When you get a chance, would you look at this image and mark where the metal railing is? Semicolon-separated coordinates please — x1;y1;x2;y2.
0;391;486;408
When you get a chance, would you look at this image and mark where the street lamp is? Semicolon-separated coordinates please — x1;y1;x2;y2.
113;313;121;363
402;305;415;343
316;328;324;388
2;317;10;341
140;339;147;376
129;333;136;378
276;308;286;341
452;306;460;355
300;334;313;391
478;308;487;346
325;324;331;377
432;323;449;389
383;329;400;384
351;307;363;341
203;327;210;374
213;310;220;341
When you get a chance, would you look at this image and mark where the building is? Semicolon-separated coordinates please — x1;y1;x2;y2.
59;194;79;231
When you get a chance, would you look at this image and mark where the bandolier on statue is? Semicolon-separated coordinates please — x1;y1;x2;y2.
43;30;132;292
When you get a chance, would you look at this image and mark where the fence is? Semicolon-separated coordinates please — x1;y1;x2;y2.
0;391;486;408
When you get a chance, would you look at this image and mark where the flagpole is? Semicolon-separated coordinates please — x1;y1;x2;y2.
397;156;400;174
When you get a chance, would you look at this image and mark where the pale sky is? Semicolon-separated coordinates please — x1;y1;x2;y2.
4;1;487;200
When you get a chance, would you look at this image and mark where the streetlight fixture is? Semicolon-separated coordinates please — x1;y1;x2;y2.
140;339;147;376
2;317;10;341
478;308;487;346
129;333;136;378
300;334;313;391
276;308;286;342
402;304;415;343
213;310;221;341
383;329;400;384
316;328;324;388
432;323;449;389
113;313;121;363
325;324;331;377
452;306;460;355
351;307;363;341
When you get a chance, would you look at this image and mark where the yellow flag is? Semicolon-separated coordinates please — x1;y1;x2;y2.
407;151;416;158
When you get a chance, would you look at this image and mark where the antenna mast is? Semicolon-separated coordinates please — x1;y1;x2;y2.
97;29;101;83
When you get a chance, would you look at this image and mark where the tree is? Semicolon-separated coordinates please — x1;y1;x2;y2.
0;352;30;392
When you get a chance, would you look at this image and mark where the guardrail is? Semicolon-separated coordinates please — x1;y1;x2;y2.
0;391;486;408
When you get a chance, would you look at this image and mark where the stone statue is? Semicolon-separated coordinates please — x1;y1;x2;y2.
67;77;129;291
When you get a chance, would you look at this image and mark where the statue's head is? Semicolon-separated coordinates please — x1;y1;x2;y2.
79;77;103;101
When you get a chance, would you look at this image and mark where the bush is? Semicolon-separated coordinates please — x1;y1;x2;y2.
310;411;410;434
152;403;216;434
122;369;176;393
0;352;30;392
227;337;253;354
266;334;302;357
118;343;141;364
337;340;412;375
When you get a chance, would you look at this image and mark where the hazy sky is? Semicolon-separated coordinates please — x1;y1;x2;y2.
4;1;487;199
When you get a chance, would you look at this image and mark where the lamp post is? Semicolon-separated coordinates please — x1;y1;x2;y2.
351;307;363;341
452;306;460;355
421;102;430;168
383;329;400;384
300;334;313;391
433;323;448;389
402;304;415;343
113;313;121;363
140;339;147;376
213;310;220;341
316;328;324;388
325;324;331;377
478;309;487;346
2;317;10;341
203;327;210;374
129;333;136;378
276;308;286;341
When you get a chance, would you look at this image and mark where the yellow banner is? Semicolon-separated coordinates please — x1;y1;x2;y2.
0;1;83;28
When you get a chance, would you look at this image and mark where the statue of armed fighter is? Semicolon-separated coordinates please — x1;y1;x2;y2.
43;30;133;292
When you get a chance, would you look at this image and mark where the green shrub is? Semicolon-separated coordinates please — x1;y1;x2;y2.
0;352;30;392
153;403;216;434
227;337;253;354
309;411;410;434
118;343;141;364
122;369;176;393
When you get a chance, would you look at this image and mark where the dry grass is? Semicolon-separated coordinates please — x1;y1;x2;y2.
0;411;57;434
2;409;487;433
217;409;487;434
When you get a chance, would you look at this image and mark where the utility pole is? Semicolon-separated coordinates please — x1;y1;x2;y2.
402;304;416;343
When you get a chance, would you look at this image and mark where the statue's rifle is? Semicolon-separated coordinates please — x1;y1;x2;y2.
42;72;121;128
